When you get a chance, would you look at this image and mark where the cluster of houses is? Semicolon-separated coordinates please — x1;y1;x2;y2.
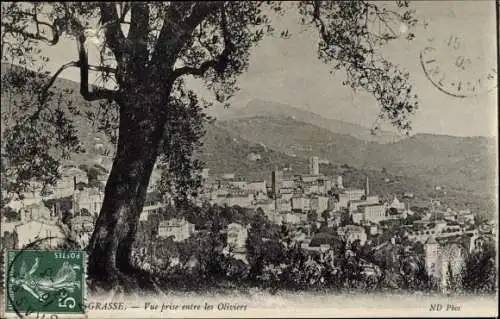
198;166;409;229
1;156;496;292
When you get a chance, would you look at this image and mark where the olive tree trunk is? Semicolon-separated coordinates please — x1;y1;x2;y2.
87;94;167;286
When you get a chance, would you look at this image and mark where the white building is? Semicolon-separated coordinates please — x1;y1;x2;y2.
22;203;53;222
226;223;249;252
327;198;340;211
302;183;320;195
310;195;329;214
277;211;302;225
337;175;344;189
15;220;67;248
158;218;195;242
338;189;365;208
344;189;365;201
349;196;380;212
57;167;88;191
222;173;236;180
140;191;167;221
291;196;311;211
73;187;103;216
246;181;267;193
278;198;292;212
70;215;95;248
389;196;405;211
279;188;295;201
357;204;386;223
368;223;379;236
338;225;367;245
365;195;380;204
228;181;248;189
348;199;367;212
212;193;254;208
327;211;342;227
253;199;275;215
352;211;364;224
281;179;296;189
247;153;262;161
201;168;210;180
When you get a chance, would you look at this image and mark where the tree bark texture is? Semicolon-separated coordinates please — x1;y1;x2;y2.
87;92;168;286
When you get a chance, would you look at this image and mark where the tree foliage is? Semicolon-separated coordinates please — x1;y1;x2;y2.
156;86;211;205
246;212;285;281
462;240;497;294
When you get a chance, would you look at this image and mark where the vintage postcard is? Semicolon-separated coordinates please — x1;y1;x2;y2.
1;1;498;318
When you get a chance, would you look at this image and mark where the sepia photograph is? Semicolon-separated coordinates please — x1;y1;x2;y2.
1;1;498;318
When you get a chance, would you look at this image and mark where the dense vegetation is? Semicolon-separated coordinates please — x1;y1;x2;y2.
127;203;496;294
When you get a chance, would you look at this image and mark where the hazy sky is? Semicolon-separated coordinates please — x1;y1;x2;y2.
37;1;497;137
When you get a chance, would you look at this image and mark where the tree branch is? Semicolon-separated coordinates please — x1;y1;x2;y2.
119;2;131;22
312;1;328;41
171;6;232;79
172;60;218;78
32;6;60;45
127;2;150;66
88;65;117;74
128;2;149;43
77;34;118;101
38;61;79;105
150;2;224;73
1;21;59;46
1;6;61;46
19;58;117;125
99;3;130;61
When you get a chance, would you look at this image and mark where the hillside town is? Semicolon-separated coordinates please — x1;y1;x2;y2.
1;155;496;293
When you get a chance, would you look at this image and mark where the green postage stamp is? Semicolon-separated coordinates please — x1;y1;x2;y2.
4;250;86;316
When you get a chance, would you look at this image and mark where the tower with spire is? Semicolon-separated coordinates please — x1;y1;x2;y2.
364;176;370;197
271;166;282;224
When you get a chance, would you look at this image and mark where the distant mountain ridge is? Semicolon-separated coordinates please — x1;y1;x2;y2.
215;98;404;144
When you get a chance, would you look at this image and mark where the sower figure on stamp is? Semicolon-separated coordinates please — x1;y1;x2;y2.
10;257;81;303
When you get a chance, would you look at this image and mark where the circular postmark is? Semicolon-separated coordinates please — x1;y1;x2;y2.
4;237;87;318
420;32;497;98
